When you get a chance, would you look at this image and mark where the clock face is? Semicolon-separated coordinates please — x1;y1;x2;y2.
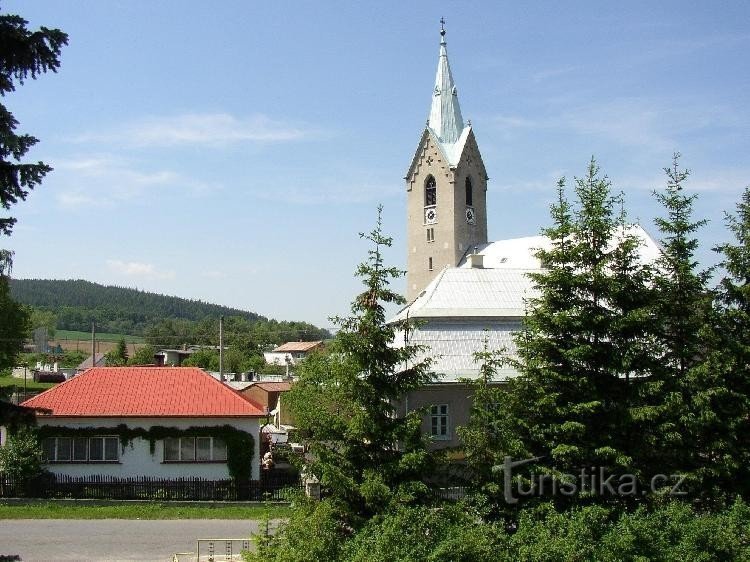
465;207;476;225
425;208;437;224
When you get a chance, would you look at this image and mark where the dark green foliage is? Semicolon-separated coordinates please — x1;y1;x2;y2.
37;425;254;481
0;427;43;481
0;9;67;236
9;279;330;343
246;500;750;562
344;504;501;562
634;155;712;494
181;348;219;370
283;207;433;526
0;266;29;375
478;161;654;508
683;185;750;502
105;338;128;366
126;344;156;365
456;345;513;515
246;498;348;562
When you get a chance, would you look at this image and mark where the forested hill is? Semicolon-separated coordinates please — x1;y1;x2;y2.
9;278;330;342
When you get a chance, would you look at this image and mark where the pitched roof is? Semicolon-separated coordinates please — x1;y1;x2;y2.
76;353;106;370
21;367;265;418
272;341;323;353
392;319;521;382
390;225;663;380
251;382;292;393
393;225;662;322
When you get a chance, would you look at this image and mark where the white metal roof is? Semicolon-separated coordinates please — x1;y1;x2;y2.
394;320;521;382
391;224;662;380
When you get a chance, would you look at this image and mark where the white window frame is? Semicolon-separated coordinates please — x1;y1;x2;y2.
41;436;120;463
430;404;450;440
163;436;228;462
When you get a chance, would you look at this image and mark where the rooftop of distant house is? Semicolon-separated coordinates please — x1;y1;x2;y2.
76;352;106;370
271;341;323;353
250;381;292;393
21;367;265;418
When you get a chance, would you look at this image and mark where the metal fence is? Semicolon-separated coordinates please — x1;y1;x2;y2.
0;472;301;501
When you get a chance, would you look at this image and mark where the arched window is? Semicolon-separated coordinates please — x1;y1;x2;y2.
465;176;473;206
425;176;436;207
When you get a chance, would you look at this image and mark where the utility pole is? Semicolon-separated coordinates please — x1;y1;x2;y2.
91;321;96;369
219;315;224;382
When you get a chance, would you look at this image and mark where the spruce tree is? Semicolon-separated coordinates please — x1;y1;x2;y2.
685;186;750;502
0;10;67;236
284;207;434;527
635;154;711;490
470;161;655;509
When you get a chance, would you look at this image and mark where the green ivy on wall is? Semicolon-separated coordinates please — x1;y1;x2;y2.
37;424;255;481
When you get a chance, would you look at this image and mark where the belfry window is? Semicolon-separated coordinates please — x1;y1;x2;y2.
425;176;436;207
465;176;473;206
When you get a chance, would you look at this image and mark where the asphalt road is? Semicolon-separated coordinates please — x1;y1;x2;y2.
0;519;267;562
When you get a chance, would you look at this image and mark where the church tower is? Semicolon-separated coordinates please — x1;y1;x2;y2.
405;22;488;302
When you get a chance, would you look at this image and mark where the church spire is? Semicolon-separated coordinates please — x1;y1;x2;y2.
428;19;464;145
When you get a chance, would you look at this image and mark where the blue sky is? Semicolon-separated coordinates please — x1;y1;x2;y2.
4;1;749;331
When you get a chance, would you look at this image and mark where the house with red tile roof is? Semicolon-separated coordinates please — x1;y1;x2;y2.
21;367;266;481
263;340;324;366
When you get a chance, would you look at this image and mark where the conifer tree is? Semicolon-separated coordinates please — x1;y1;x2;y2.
284;207;434;527
468;161;655;509
684;186;750;502
0;10;67;236
634;155;711;489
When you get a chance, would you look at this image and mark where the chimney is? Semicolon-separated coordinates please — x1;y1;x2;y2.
468;253;484;269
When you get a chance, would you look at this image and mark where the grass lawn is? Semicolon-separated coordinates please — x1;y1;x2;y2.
0;501;291;519
55;330;145;344
0;376;55;392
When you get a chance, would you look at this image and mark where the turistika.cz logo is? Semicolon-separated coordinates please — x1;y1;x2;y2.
493;456;687;504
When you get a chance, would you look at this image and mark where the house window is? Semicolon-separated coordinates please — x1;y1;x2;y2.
428;257;433;271
426;228;435;242
42;436;119;463
163;437;228;462
425;175;436;207
465;176;473;206
430;404;450;440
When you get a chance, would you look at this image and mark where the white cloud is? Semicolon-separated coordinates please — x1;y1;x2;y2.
54;154;219;209
106;259;175;280
72;113;316;148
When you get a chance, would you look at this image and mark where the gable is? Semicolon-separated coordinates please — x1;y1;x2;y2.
454;128;488;181
405;128;454;190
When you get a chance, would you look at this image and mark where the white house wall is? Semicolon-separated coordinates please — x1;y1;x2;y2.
37;417;261;480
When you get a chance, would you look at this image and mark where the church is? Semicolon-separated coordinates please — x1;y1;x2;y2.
393;24;661;450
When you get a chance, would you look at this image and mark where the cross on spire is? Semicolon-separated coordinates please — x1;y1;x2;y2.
428;17;463;144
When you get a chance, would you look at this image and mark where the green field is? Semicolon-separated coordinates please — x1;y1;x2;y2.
55;330;145;344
